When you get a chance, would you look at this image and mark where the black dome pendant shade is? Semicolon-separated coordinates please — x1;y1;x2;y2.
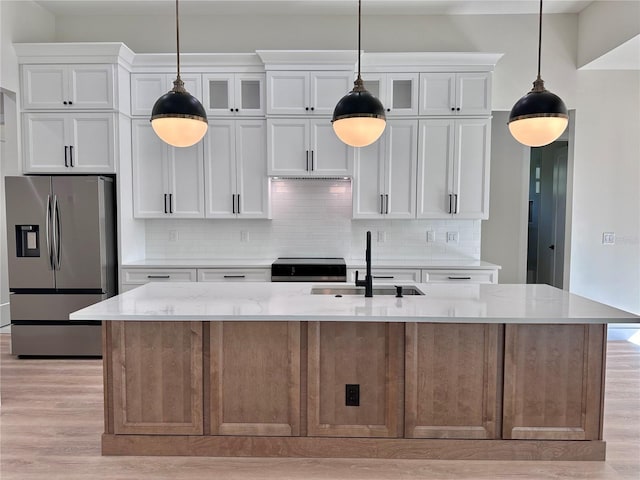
332;0;386;147
508;0;567;147
150;0;208;147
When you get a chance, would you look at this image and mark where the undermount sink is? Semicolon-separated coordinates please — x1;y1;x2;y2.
310;285;425;296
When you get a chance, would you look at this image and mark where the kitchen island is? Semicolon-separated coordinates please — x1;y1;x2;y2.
70;282;639;460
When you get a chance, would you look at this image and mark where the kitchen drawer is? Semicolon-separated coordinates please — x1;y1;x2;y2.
347;268;421;283
197;268;270;282
421;269;498;284
121;268;198;284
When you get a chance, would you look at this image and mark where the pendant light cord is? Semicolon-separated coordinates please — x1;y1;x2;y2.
357;0;361;81
537;0;542;80
176;0;181;80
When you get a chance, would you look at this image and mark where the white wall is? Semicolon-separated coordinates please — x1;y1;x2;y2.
481;112;529;283
570;70;640;315
53;13;579;110
578;1;640;67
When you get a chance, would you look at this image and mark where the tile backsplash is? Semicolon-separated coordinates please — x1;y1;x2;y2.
145;179;481;261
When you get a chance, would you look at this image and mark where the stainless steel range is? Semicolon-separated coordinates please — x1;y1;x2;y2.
271;258;347;282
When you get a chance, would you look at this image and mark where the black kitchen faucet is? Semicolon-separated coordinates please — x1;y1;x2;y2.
354;231;373;297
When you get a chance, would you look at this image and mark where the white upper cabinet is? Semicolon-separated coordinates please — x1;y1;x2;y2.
362;73;419;116
130;73;202;116
204;119;269;218
417;118;491;219
23;112;116;174
266;71;353;115
419;72;491;116
132;119;204;218
267;118;352;176
203;73;265;117
352;119;417;219
22;64;115;110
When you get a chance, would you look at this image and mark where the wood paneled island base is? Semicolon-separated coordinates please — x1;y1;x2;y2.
101;319;609;461
101;434;606;460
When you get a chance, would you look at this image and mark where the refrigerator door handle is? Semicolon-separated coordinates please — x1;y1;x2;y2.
53;195;62;270
45;194;54;270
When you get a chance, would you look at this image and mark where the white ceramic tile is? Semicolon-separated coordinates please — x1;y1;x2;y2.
145;179;482;261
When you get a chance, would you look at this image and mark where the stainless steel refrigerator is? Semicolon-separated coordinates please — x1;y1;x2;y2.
5;175;116;356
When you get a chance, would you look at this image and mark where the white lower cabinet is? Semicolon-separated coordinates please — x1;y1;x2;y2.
421;269;498;284
197;268;270;282
352;119;417;219
205;119;269;218
347;268;422;284
120;268;198;292
132;120;205;218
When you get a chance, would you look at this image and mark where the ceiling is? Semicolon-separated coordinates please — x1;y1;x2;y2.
33;0;594;17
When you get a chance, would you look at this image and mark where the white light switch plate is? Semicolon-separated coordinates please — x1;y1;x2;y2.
447;232;458;243
426;230;435;242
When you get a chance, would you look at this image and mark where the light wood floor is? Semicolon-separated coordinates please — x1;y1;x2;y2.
1;333;638;480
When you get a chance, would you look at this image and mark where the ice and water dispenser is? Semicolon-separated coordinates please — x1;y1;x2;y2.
15;225;40;257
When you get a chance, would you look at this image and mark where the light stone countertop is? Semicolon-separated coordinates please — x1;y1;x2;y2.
70;282;638;324
121;258;501;270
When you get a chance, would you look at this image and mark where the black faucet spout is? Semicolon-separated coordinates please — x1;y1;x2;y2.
355;231;373;297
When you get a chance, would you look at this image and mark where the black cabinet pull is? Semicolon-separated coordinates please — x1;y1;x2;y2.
451;107;455;111
306;150;310;171
448;194;453;214
63;101;68;105
147;275;170;279
386;108;391;112
69;145;74;167
305;107;309;111
237;194;240;213
232;194;236;214
235;108;239;112
385;194;389;214
68;100;73;105
448;276;471;280
310;107;314;111
456;107;460;111
454;194;458;214
310;150;314;171
380;194;384;214
373;276;394;279
64;146;69;167
223;275;246;279
230;108;234;112
169;193;173;213
164;194;168;214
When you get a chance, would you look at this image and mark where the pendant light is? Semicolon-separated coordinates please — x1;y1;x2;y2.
508;0;568;147
150;0;208;148
332;0;386;148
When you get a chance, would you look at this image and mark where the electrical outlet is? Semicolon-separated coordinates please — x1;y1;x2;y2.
446;231;458;243
602;232;615;245
426;230;435;242
168;230;178;242
345;384;360;407
377;230;386;243
240;231;249;243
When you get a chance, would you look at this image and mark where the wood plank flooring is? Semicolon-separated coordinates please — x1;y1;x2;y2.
1;333;638;479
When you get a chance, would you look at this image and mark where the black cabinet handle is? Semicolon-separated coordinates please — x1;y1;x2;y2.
223;275;246;278
232;194;236;214
373;276;394;279
448;276;471;280
451;107;455;111
454;194;458;214
310;107;314;111
63;101;68;105
310;150;314;171
147;275;170;279
448;194;453;214
164;194;168;214
385;194;389;214
64;146;69;167
306;150;310;171
386;108;391;112
380;194;384;214
230;108;234;112
169;193;173;213
305;107;309;111
69;145;74;167
68;100;73;105
237;194;240;214
456;107;460;111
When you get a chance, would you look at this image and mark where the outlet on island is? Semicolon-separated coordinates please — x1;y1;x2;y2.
345;384;360;406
